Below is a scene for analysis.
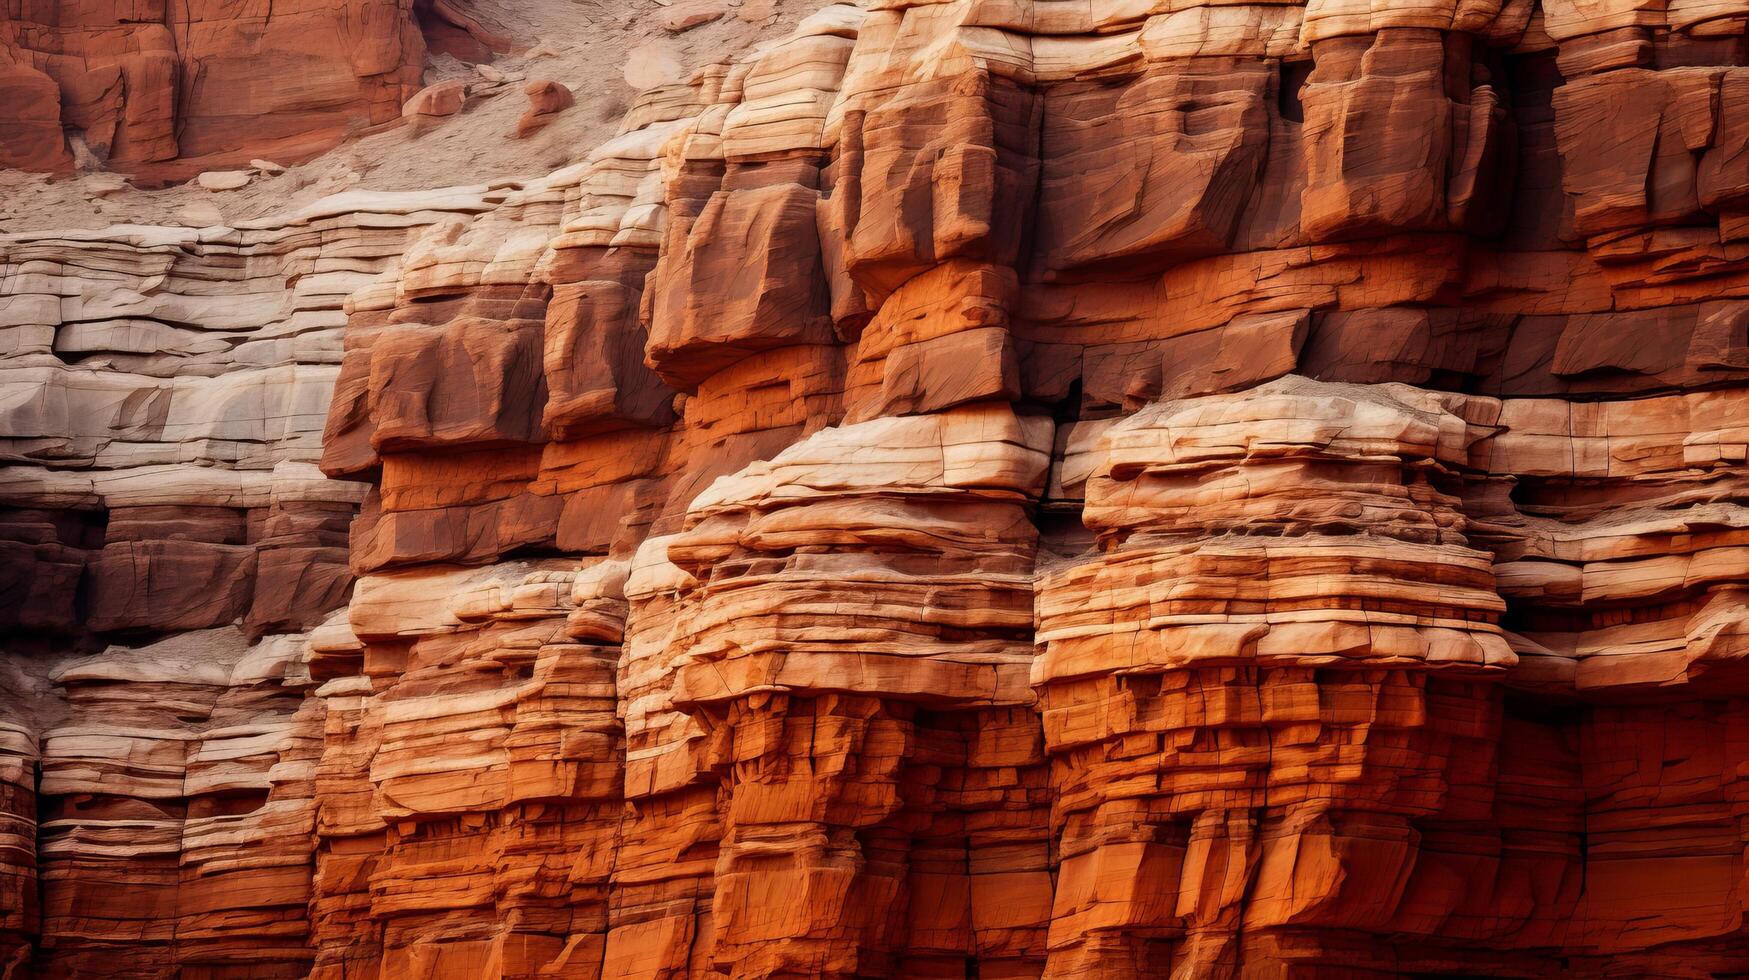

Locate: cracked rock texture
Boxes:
[11,0,1749,976]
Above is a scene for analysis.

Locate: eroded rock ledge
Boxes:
[10,0,1749,976]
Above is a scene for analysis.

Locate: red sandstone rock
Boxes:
[0,61,73,170]
[402,79,468,120]
[515,78,574,137]
[17,0,1749,976]
[663,1,729,34]
[0,0,427,176]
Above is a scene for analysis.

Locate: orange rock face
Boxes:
[0,0,426,174]
[16,0,1749,976]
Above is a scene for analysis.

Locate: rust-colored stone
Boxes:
[14,0,1749,976]
[1,0,428,175]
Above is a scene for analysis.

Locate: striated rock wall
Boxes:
[12,0,1749,976]
[0,185,524,973]
[0,0,432,175]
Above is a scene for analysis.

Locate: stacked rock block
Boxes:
[0,188,543,650]
[0,190,538,974]
[304,561,624,975]
[20,629,322,977]
[0,718,37,972]
[16,0,1749,975]
[630,408,1056,977]
[1035,380,1515,976]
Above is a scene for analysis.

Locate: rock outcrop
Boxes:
[12,0,1749,976]
[0,0,430,176]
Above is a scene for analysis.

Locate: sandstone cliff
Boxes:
[9,0,1749,976]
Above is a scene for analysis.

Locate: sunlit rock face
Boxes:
[14,0,1749,975]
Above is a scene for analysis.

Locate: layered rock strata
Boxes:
[0,187,519,973]
[11,0,1749,976]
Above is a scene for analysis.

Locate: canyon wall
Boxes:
[9,0,1749,976]
[0,0,436,175]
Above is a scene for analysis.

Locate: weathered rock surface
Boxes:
[516,79,575,137]
[0,0,430,177]
[14,0,1749,976]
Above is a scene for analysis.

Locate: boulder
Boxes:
[515,79,575,137]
